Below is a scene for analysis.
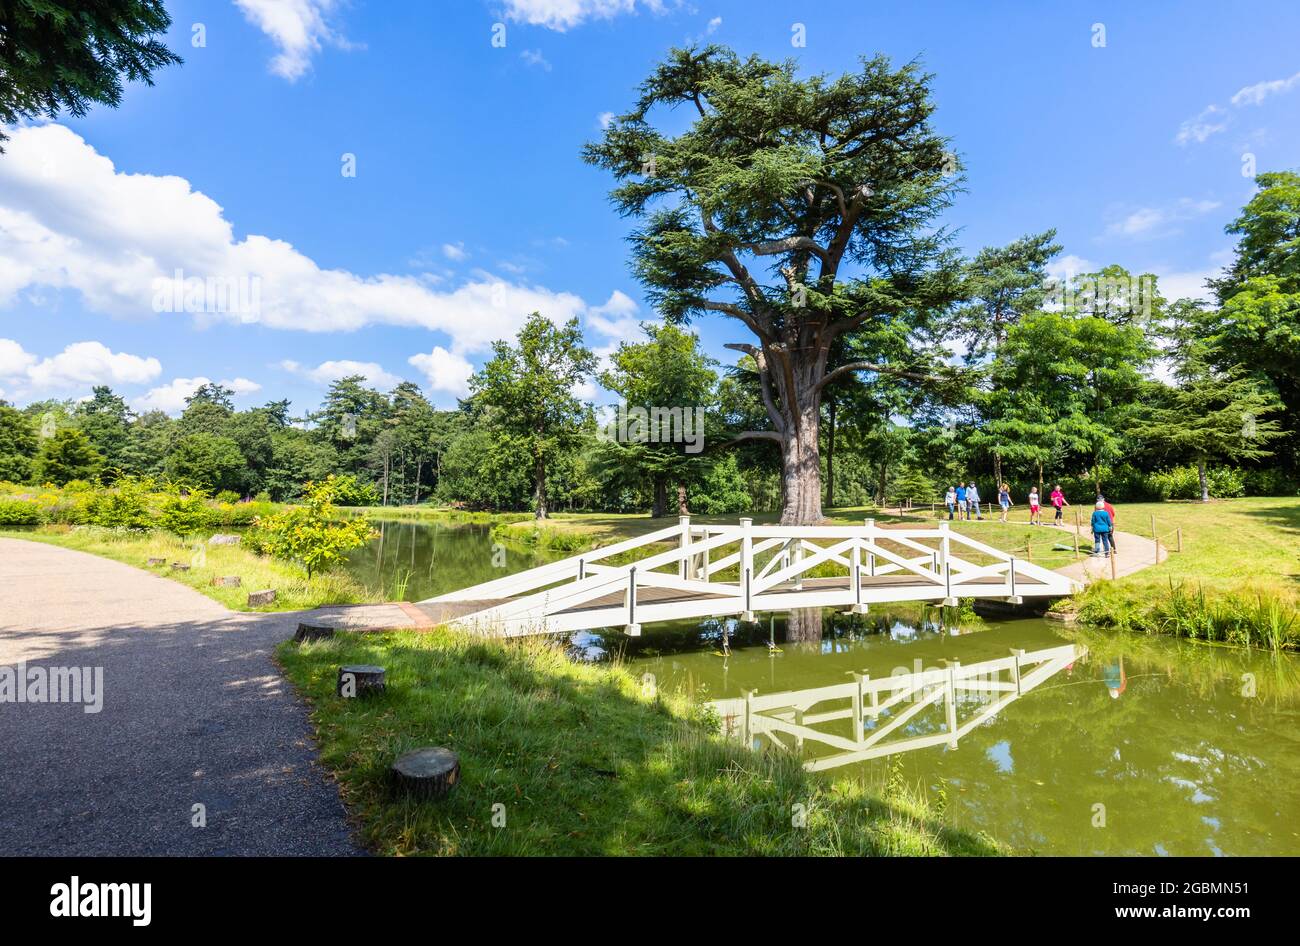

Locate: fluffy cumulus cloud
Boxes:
[134,376,261,415]
[408,347,475,397]
[233,0,354,81]
[0,125,591,356]
[0,339,162,396]
[499,0,671,31]
[280,359,403,390]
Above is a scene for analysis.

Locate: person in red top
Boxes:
[1100,496,1118,551]
[1050,484,1069,526]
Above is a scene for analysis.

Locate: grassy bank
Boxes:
[276,628,1006,856]
[1,526,371,611]
[1068,497,1300,649]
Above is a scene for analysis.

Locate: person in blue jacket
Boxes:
[1091,499,1113,556]
[955,482,968,520]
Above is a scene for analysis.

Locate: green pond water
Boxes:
[346,518,1300,856]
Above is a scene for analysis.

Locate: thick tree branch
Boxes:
[815,359,947,392]
[725,342,787,435]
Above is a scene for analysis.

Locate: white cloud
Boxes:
[134,375,262,414]
[233,0,354,81]
[441,242,468,262]
[520,49,552,71]
[0,125,591,356]
[0,338,37,378]
[280,359,402,389]
[585,289,641,343]
[24,341,161,390]
[408,347,474,397]
[1231,70,1300,107]
[706,16,722,34]
[501,0,644,31]
[1177,70,1300,146]
[597,111,616,130]
[1105,198,1220,239]
[1046,254,1096,282]
[1175,105,1227,145]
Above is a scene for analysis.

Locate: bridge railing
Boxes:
[423,516,1081,635]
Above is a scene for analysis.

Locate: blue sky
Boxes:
[0,0,1297,415]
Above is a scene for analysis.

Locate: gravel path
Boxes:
[0,538,412,856]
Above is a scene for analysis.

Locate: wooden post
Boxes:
[865,518,876,577]
[1109,545,1117,580]
[1177,527,1183,553]
[740,518,754,621]
[625,565,640,636]
[1074,510,1082,561]
[678,515,691,580]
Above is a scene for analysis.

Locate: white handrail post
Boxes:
[625,565,641,636]
[1007,555,1021,604]
[850,536,867,614]
[865,518,876,577]
[678,515,691,580]
[740,517,754,621]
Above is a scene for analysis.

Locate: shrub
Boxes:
[0,498,43,526]
[247,477,376,577]
[215,489,242,504]
[86,477,155,530]
[158,489,214,538]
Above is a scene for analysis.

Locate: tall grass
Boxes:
[1078,578,1300,651]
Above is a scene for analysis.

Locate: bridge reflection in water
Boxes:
[709,643,1085,772]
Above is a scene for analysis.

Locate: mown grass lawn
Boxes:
[277,628,1007,856]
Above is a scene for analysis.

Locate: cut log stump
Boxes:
[170,563,191,572]
[211,576,241,588]
[390,747,460,800]
[295,623,335,643]
[146,557,165,566]
[247,589,277,606]
[337,664,386,698]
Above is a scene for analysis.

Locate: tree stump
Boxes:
[247,589,277,606]
[170,563,191,572]
[211,576,242,588]
[390,747,460,800]
[295,623,335,643]
[337,664,385,698]
[146,557,165,566]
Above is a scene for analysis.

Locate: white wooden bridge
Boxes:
[417,517,1081,637]
[711,642,1085,771]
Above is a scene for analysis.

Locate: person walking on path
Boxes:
[998,483,1012,522]
[955,482,968,520]
[1091,499,1114,556]
[966,482,983,520]
[1101,496,1118,551]
[945,485,957,520]
[1028,486,1042,525]
[1050,484,1069,526]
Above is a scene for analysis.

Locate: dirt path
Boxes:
[1055,529,1168,585]
[0,537,413,856]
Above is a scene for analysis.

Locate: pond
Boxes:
[344,517,1300,856]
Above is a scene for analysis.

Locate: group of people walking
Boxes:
[943,482,1120,557]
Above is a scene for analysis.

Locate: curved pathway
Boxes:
[0,537,412,856]
[1054,529,1168,585]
